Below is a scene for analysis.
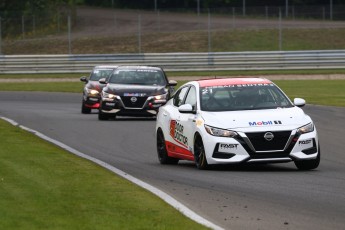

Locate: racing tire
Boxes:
[294,145,321,170]
[194,134,209,170]
[81,102,91,114]
[156,129,179,165]
[98,110,110,120]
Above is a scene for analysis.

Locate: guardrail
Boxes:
[1,50,345,74]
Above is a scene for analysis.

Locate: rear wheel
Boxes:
[156,129,179,164]
[294,145,320,170]
[194,134,209,170]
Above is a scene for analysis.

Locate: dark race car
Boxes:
[80,65,118,114]
[98,66,177,120]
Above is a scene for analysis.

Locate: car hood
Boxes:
[105,84,166,96]
[86,81,106,92]
[200,107,312,132]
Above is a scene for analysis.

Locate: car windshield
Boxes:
[108,69,166,86]
[200,84,293,111]
[90,69,114,81]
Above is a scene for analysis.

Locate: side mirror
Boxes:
[80,76,88,83]
[99,78,107,84]
[178,104,195,114]
[294,98,306,107]
[168,80,177,87]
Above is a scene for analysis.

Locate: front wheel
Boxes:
[194,135,209,170]
[81,102,91,114]
[294,146,320,170]
[98,110,110,120]
[156,129,179,165]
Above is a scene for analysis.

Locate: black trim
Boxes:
[301,139,317,155]
[234,132,301,159]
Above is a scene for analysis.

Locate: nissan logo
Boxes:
[130,97,137,103]
[264,132,274,141]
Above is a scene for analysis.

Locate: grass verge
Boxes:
[0,119,209,230]
[3,28,345,54]
[0,80,344,107]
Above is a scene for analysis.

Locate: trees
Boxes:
[0,0,77,38]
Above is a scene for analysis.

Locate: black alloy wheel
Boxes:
[156,129,179,164]
[194,134,209,170]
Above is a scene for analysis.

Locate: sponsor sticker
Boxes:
[249,120,282,126]
[105,102,115,106]
[124,93,146,97]
[218,143,239,153]
[170,120,188,147]
[299,139,313,149]
[196,119,203,127]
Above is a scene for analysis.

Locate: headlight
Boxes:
[102,91,117,99]
[297,123,314,134]
[204,125,238,138]
[86,88,99,95]
[154,93,168,101]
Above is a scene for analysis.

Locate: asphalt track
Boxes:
[1,91,344,230]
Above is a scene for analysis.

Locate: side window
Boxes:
[173,86,189,107]
[184,86,197,110]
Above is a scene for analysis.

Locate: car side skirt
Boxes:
[165,141,194,161]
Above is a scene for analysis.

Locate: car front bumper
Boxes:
[100,96,166,116]
[201,129,319,165]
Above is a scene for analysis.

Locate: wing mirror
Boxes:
[80,76,88,83]
[99,78,107,84]
[168,80,177,87]
[294,98,306,107]
[178,104,195,114]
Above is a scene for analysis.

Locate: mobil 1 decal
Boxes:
[170,120,188,147]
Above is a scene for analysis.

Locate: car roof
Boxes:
[197,78,273,87]
[93,65,118,69]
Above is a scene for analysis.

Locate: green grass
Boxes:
[3,28,345,54]
[273,80,345,107]
[0,80,345,107]
[0,82,83,93]
[0,79,344,107]
[0,73,84,79]
[0,119,209,230]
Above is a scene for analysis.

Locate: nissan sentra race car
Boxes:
[80,65,118,114]
[155,78,320,170]
[98,66,177,120]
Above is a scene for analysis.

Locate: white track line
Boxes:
[1,116,224,230]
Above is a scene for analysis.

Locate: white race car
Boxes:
[155,78,320,170]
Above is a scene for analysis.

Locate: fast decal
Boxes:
[249,120,282,126]
[218,143,239,153]
[219,144,238,149]
[170,120,188,147]
[299,140,312,145]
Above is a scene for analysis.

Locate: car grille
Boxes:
[245,131,292,151]
[121,96,148,108]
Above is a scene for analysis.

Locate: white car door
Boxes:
[174,85,198,160]
[165,85,194,160]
